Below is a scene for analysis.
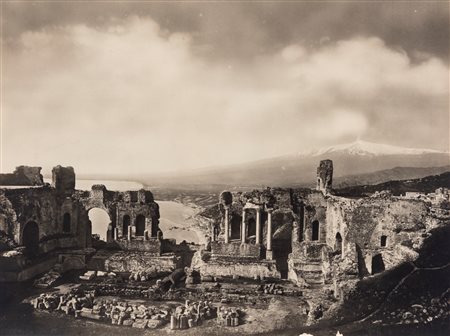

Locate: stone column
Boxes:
[241,209,246,244]
[266,210,273,260]
[255,208,261,245]
[107,224,113,243]
[127,228,132,241]
[224,207,230,243]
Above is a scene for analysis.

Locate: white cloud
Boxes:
[3,18,448,175]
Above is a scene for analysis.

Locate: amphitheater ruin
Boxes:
[1,160,448,295]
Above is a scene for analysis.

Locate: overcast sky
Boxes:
[2,1,449,175]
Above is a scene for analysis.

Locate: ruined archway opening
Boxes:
[135,214,146,237]
[63,213,71,233]
[312,220,320,241]
[122,214,130,237]
[372,254,385,274]
[88,208,111,242]
[380,235,387,247]
[335,232,343,254]
[23,221,39,257]
[230,215,241,240]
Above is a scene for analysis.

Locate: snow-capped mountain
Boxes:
[143,141,450,188]
[307,140,445,157]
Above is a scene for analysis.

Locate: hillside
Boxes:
[334,171,450,197]
[333,165,450,189]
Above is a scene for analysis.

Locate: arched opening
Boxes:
[135,214,146,237]
[122,214,130,237]
[335,232,343,254]
[380,235,387,247]
[88,208,111,242]
[63,213,71,233]
[230,216,241,240]
[312,220,320,241]
[23,221,39,257]
[247,217,256,239]
[151,220,158,237]
[371,254,385,274]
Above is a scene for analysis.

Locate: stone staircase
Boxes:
[291,260,325,285]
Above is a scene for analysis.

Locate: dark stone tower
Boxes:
[52,166,75,195]
[317,160,333,194]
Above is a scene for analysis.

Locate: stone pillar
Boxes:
[107,224,113,243]
[224,207,230,243]
[266,210,273,260]
[255,208,261,245]
[115,228,119,241]
[241,209,246,244]
[127,228,132,241]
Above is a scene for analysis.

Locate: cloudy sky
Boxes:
[2,1,449,175]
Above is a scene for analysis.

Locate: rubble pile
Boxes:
[128,270,158,282]
[30,292,170,329]
[217,305,242,327]
[257,283,286,295]
[169,300,216,330]
[373,295,450,326]
[79,270,117,281]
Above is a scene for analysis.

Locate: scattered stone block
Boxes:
[132,319,148,329]
[122,319,134,326]
[146,319,163,329]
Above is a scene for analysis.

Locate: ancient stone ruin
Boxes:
[0,160,449,333]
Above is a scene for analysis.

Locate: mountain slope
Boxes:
[142,141,450,187]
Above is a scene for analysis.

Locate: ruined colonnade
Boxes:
[222,204,274,260]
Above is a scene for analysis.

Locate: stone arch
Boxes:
[312,220,320,241]
[122,214,131,237]
[88,208,111,241]
[63,213,71,233]
[135,214,146,237]
[372,254,385,274]
[23,221,39,256]
[335,232,343,254]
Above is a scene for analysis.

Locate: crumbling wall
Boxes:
[76,186,161,244]
[328,194,430,277]
[0,166,44,186]
[317,160,333,193]
[0,186,88,256]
